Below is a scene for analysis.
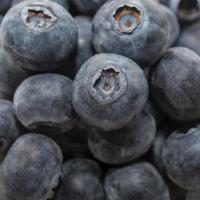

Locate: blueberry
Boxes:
[151,47,200,122]
[12,0,69,10]
[72,0,106,15]
[0,48,29,100]
[74,16,94,73]
[92,0,171,67]
[88,110,156,164]
[0,0,11,14]
[14,74,75,134]
[162,0,200,23]
[0,134,63,200]
[72,53,149,131]
[0,15,3,25]
[0,100,20,162]
[55,158,106,200]
[177,21,200,55]
[162,126,200,190]
[0,0,77,71]
[104,162,170,200]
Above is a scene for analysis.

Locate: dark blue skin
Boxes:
[0,0,11,14]
[72,53,149,131]
[55,158,106,200]
[12,0,69,10]
[0,48,29,100]
[14,74,75,135]
[0,100,20,162]
[74,16,94,73]
[176,21,200,55]
[0,134,63,200]
[93,0,172,68]
[186,191,200,200]
[104,162,170,200]
[162,126,200,190]
[151,47,200,122]
[88,110,156,165]
[161,0,200,23]
[0,0,77,71]
[72,0,106,15]
[0,15,3,25]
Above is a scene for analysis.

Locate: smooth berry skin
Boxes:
[162,126,200,190]
[12,0,69,10]
[74,16,94,73]
[88,110,156,165]
[55,158,106,200]
[0,134,63,200]
[186,191,200,200]
[162,0,200,23]
[14,74,75,135]
[151,47,200,122]
[177,21,200,56]
[0,0,11,14]
[0,0,77,71]
[72,0,106,15]
[72,53,149,132]
[0,48,29,100]
[104,162,170,200]
[93,0,171,68]
[0,100,20,162]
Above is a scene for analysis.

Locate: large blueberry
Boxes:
[88,110,156,164]
[151,47,200,121]
[162,126,200,190]
[104,162,170,200]
[14,74,75,134]
[55,158,106,200]
[72,53,149,131]
[0,134,63,200]
[0,0,77,71]
[93,0,171,67]
[0,100,20,162]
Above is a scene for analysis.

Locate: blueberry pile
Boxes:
[0,0,200,199]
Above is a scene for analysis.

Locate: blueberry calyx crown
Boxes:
[89,67,127,104]
[21,5,57,30]
[113,4,141,34]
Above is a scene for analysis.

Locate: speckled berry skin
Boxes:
[104,162,170,200]
[0,0,77,71]
[0,134,63,200]
[55,158,106,200]
[151,47,200,122]
[0,100,20,162]
[72,53,149,131]
[88,110,156,165]
[93,0,171,68]
[14,74,75,134]
[162,126,200,191]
